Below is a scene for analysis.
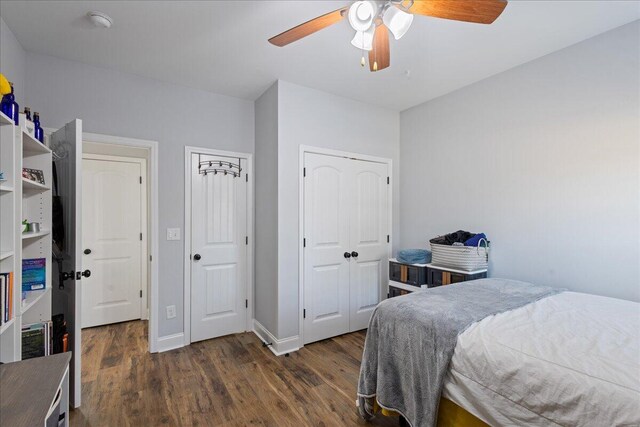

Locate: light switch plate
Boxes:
[166,305,176,319]
[166,228,181,241]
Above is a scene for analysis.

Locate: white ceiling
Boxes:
[1,1,638,111]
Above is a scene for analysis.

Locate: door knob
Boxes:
[81,270,91,278]
[343,252,351,259]
[351,251,359,258]
[193,254,202,261]
[84,249,92,255]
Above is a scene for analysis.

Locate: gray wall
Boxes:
[278,81,400,338]
[0,17,26,111]
[23,52,255,337]
[254,82,279,335]
[400,21,640,302]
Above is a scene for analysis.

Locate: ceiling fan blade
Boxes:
[269,7,349,47]
[369,24,390,72]
[409,0,508,24]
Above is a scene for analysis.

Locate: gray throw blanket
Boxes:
[357,278,562,427]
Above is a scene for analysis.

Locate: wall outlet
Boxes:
[166,305,176,319]
[166,228,181,241]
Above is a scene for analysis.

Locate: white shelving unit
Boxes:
[0,111,19,362]
[0,111,53,362]
[22,229,51,240]
[22,177,51,193]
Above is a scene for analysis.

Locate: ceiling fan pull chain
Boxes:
[373,37,378,72]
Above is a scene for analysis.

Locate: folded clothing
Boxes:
[430,230,475,246]
[397,249,432,265]
[464,233,487,247]
[430,230,489,247]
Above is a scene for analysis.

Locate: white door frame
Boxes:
[82,132,160,353]
[81,153,149,324]
[298,145,392,348]
[183,146,254,346]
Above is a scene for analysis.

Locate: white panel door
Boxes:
[191,154,247,343]
[50,119,83,407]
[349,160,388,331]
[303,153,351,344]
[81,158,143,328]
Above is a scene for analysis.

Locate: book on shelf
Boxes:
[0,275,3,326]
[22,258,46,292]
[0,272,13,325]
[22,320,53,359]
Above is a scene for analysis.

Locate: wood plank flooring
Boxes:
[71,321,397,426]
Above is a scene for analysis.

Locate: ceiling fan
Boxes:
[268,0,508,72]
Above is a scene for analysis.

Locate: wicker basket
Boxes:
[430,239,489,272]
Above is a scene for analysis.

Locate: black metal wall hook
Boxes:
[198,154,242,178]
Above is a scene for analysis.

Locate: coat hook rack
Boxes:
[197,155,242,178]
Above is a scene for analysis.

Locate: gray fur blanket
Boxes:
[357,278,562,427]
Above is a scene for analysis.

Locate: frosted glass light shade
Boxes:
[383,6,413,40]
[348,1,377,32]
[350,26,375,51]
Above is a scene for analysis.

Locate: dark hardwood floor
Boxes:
[71,321,397,426]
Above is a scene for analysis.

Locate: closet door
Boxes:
[303,153,351,344]
[349,160,388,332]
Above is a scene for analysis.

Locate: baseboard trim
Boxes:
[252,319,300,356]
[156,332,185,353]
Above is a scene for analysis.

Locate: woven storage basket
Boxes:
[430,239,489,272]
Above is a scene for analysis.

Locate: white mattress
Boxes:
[442,292,640,426]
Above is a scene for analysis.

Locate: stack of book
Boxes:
[22,321,53,359]
[0,272,14,325]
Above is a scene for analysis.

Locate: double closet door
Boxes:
[303,152,389,345]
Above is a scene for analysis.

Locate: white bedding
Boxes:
[442,291,640,426]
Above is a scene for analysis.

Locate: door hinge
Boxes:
[245,236,248,245]
[150,255,152,261]
[303,309,306,319]
[246,173,248,182]
[387,235,390,243]
[245,299,248,308]
[387,176,390,185]
[139,176,142,184]
[140,290,143,298]
[140,233,143,241]
[303,238,306,248]
[303,167,306,177]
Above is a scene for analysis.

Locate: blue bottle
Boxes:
[33,112,43,143]
[0,82,19,125]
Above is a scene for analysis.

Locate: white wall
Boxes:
[0,17,26,111]
[24,52,255,337]
[400,21,640,302]
[254,82,279,335]
[278,81,400,339]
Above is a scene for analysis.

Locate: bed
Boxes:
[357,279,640,427]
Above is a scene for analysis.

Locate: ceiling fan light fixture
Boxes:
[348,1,377,32]
[350,25,376,51]
[383,6,413,40]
